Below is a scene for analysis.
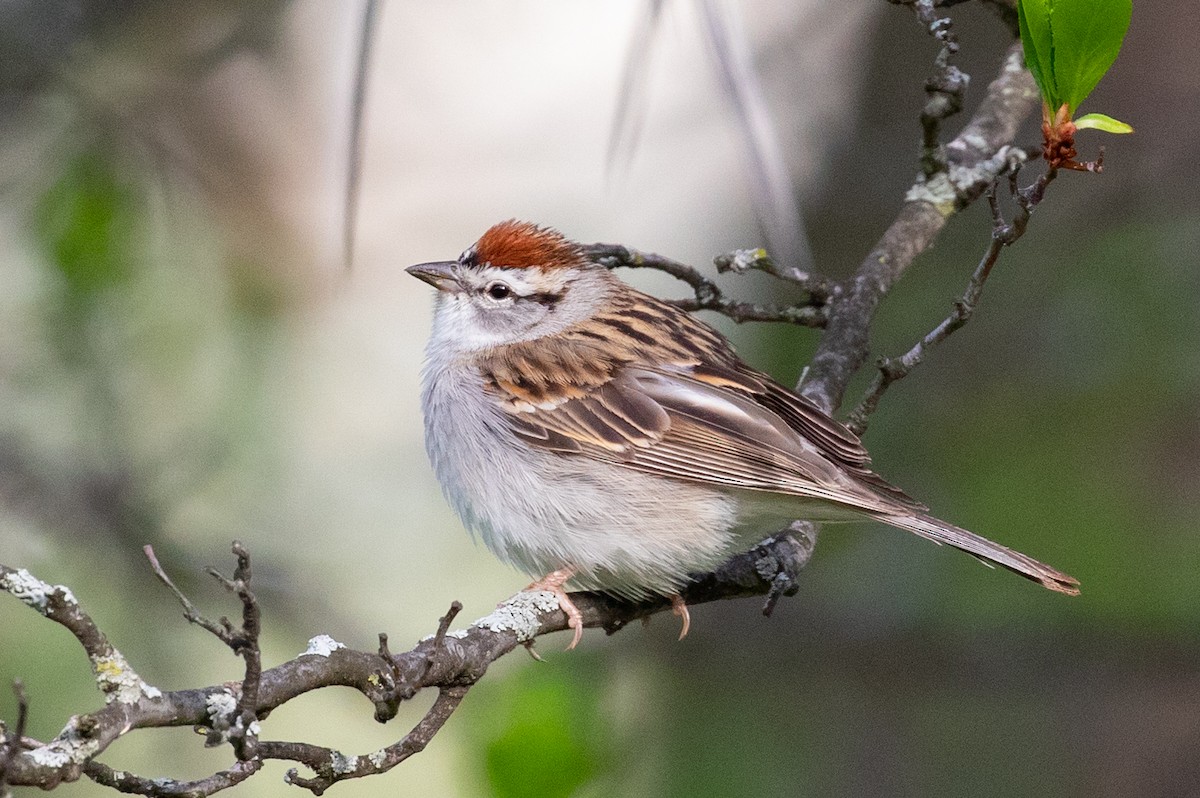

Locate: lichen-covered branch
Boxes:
[0,531,813,795]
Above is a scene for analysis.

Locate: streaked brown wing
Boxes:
[482,286,924,513]
[495,365,923,515]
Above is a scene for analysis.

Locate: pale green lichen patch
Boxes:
[419,628,468,643]
[28,717,100,768]
[0,568,76,615]
[726,248,769,272]
[367,749,388,769]
[203,690,238,744]
[471,590,560,642]
[905,172,957,216]
[206,690,237,724]
[301,634,345,657]
[91,652,162,704]
[330,751,359,774]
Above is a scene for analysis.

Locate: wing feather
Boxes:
[480,287,924,515]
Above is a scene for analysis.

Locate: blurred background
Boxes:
[1,1,1196,796]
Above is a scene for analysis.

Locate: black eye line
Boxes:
[528,290,563,308]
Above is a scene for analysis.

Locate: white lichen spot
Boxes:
[29,744,70,768]
[368,749,388,769]
[731,247,768,272]
[471,590,560,642]
[419,627,469,643]
[302,634,345,657]
[206,689,237,732]
[0,568,76,614]
[330,751,359,774]
[248,720,261,736]
[905,172,957,216]
[28,717,101,768]
[91,651,162,705]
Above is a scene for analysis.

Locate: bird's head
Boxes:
[407,221,613,351]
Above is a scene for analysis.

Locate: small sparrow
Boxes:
[408,221,1079,648]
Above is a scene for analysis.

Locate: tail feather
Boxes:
[877,513,1080,596]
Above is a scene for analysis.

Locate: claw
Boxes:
[670,594,691,641]
[527,568,584,650]
[523,640,544,662]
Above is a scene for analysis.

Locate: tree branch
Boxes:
[0,530,814,794]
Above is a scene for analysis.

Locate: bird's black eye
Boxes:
[486,282,512,300]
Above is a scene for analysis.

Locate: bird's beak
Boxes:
[406,261,461,293]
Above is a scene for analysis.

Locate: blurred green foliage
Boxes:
[34,150,138,299]
[466,658,614,798]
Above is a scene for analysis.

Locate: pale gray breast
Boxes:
[418,353,744,594]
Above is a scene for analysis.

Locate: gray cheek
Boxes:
[477,301,545,337]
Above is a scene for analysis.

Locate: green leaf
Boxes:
[1017,0,1132,114]
[1074,112,1134,133]
[1018,0,1058,108]
[1049,0,1132,112]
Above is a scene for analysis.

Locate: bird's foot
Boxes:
[526,568,584,650]
[670,594,691,641]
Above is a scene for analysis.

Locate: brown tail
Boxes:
[877,513,1080,595]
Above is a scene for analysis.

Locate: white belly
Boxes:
[420,359,745,598]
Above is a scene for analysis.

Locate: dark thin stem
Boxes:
[904,0,966,177]
[0,680,30,796]
[144,545,230,640]
[585,243,829,328]
[845,165,1058,434]
[145,543,265,758]
[343,0,380,270]
[85,760,264,797]
[275,685,471,795]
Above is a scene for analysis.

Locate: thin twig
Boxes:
[272,684,471,795]
[145,543,264,759]
[585,243,829,328]
[144,544,230,641]
[85,759,264,798]
[898,0,967,177]
[343,0,380,270]
[845,165,1059,434]
[0,680,30,798]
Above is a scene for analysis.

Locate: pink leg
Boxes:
[670,594,691,641]
[527,568,584,650]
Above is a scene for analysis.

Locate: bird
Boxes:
[407,220,1079,648]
